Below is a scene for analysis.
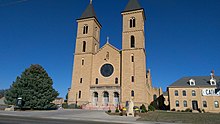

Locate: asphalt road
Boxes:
[0,115,127,124]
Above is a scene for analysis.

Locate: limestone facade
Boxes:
[168,76,220,113]
[68,0,161,110]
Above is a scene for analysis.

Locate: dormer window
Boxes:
[210,79,216,85]
[189,79,196,86]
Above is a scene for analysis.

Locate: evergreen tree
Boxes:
[5,64,59,109]
[0,89,6,98]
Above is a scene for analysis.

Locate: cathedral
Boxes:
[68,0,162,110]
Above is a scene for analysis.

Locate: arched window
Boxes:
[153,94,157,101]
[78,91,81,99]
[203,101,207,107]
[130,35,135,48]
[95,44,98,52]
[83,25,88,34]
[95,78,98,84]
[114,92,119,107]
[103,91,109,106]
[133,18,136,27]
[82,58,84,65]
[182,90,186,96]
[131,90,134,97]
[80,78,83,83]
[82,41,86,52]
[214,101,219,108]
[129,17,136,28]
[131,54,134,62]
[192,90,196,96]
[183,101,187,107]
[176,100,179,107]
[131,76,134,82]
[175,90,178,96]
[115,78,118,84]
[93,92,98,106]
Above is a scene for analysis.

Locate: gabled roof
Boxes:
[96,42,120,55]
[169,76,220,87]
[123,0,143,12]
[79,3,97,20]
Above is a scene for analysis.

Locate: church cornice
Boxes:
[77,36,99,42]
[74,52,94,55]
[123,30,145,34]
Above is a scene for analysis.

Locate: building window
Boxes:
[95,78,98,84]
[175,90,178,96]
[130,35,135,48]
[131,90,134,97]
[79,91,81,99]
[80,78,83,83]
[131,55,134,62]
[203,101,207,108]
[182,90,186,96]
[192,90,196,96]
[214,101,219,108]
[82,59,84,65]
[82,41,86,52]
[115,78,118,84]
[83,25,88,34]
[183,101,187,107]
[210,79,216,85]
[176,100,179,107]
[130,17,136,28]
[131,76,134,82]
[189,79,196,86]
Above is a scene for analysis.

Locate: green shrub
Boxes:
[171,108,176,111]
[139,104,146,113]
[108,109,111,113]
[148,105,155,111]
[115,108,120,113]
[202,109,205,113]
[62,103,68,109]
[181,110,185,112]
[198,108,202,113]
[68,104,76,109]
[185,108,192,112]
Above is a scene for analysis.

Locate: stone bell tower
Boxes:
[121,0,148,106]
[68,0,101,105]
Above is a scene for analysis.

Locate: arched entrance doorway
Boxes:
[103,91,109,106]
[93,92,98,106]
[114,92,119,107]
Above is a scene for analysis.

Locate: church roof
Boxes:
[169,76,220,88]
[123,0,143,12]
[96,42,120,55]
[79,2,97,20]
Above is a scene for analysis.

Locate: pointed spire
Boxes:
[123,0,142,12]
[79,0,97,20]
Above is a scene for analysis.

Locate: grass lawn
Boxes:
[138,111,220,124]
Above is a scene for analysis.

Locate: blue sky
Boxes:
[0,0,220,98]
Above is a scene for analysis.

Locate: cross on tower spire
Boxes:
[107,36,109,43]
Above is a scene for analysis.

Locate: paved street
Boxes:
[0,110,174,124]
[0,115,124,124]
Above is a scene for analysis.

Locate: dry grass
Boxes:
[138,111,220,124]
